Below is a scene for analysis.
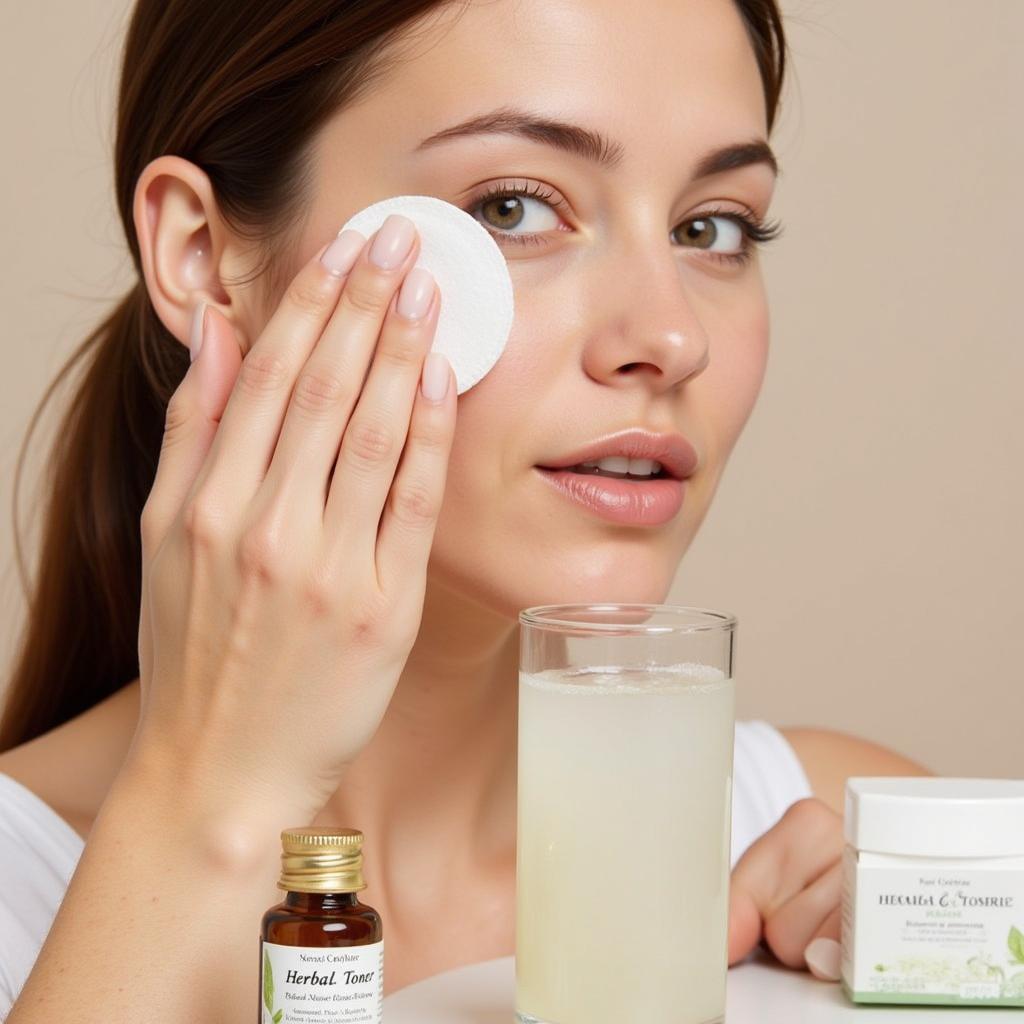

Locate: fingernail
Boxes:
[397,267,435,320]
[369,214,416,270]
[421,350,450,403]
[804,937,841,981]
[321,229,365,277]
[189,301,208,363]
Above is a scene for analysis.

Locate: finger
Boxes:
[372,350,455,595]
[320,271,440,548]
[195,232,362,511]
[138,304,242,699]
[727,798,844,965]
[803,907,842,982]
[762,859,841,968]
[270,235,432,529]
[141,304,243,556]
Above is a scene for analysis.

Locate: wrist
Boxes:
[104,740,325,876]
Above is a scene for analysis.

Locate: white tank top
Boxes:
[0,719,811,1017]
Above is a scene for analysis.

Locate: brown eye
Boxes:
[481,195,527,230]
[680,218,715,247]
[468,183,565,246]
[674,215,744,255]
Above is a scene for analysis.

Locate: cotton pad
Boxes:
[340,195,514,395]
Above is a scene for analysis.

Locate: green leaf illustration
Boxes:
[1009,925,1024,965]
[263,949,275,1012]
[273,1011,283,1023]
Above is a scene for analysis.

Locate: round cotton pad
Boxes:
[340,195,514,395]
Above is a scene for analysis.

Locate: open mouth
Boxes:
[536,459,672,481]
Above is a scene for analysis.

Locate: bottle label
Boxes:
[260,939,384,1023]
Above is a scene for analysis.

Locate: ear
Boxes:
[132,155,250,356]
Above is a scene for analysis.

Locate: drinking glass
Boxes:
[516,603,737,1024]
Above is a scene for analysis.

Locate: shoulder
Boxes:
[0,679,140,840]
[0,772,85,1014]
[0,772,84,865]
[778,727,932,816]
[0,744,92,841]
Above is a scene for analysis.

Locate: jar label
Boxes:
[841,848,1024,1007]
[260,940,383,1023]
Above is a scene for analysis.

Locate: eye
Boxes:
[674,215,743,254]
[466,180,568,246]
[674,210,783,267]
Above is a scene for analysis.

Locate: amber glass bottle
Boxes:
[259,827,383,1024]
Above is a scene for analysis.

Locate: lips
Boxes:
[536,428,699,481]
[534,467,686,526]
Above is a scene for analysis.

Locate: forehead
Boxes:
[361,0,768,163]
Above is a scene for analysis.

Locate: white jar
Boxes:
[841,776,1024,1007]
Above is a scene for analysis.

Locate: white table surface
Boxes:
[383,949,1021,1021]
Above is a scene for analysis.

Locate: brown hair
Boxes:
[0,0,787,751]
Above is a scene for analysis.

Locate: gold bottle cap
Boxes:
[278,827,366,893]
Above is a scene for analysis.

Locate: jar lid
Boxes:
[278,827,366,893]
[845,777,1024,858]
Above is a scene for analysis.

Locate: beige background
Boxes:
[1,1,1020,778]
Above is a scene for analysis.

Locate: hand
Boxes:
[727,797,845,982]
[132,217,455,818]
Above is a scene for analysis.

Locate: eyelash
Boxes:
[468,180,783,266]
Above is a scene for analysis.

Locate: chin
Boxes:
[431,537,682,622]
[530,572,678,610]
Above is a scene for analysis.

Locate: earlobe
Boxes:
[132,155,234,354]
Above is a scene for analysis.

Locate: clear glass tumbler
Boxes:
[515,603,737,1024]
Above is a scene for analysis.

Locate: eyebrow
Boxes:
[414,106,778,179]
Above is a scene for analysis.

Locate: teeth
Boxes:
[573,457,663,477]
[628,458,655,476]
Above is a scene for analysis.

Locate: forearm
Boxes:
[8,752,305,1023]
[780,727,933,816]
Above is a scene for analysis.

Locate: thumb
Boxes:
[188,301,244,424]
[728,877,765,965]
[142,302,243,550]
[803,906,842,982]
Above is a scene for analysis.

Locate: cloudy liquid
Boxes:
[516,665,734,1024]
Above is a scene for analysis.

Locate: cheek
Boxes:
[696,287,770,469]
[418,368,539,616]
[432,338,542,517]
[418,323,574,611]
[650,290,769,574]
[436,304,556,490]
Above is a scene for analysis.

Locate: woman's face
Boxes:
[270,0,776,619]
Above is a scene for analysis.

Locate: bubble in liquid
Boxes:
[522,661,728,695]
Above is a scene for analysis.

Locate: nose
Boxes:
[580,243,711,393]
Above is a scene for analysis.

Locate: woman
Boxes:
[0,0,929,1018]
